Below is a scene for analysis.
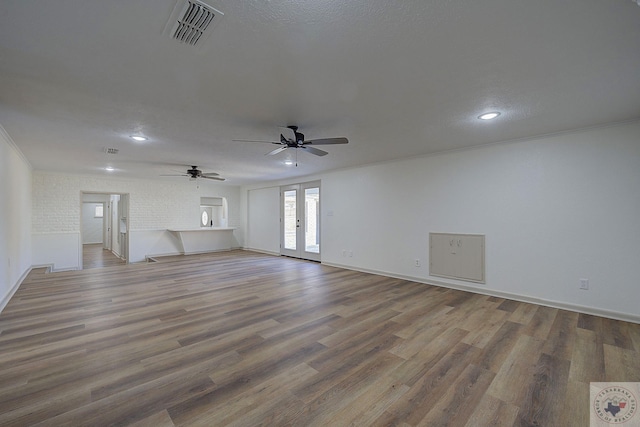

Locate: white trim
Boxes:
[32,263,79,272]
[144,252,183,259]
[0,123,32,169]
[243,247,280,257]
[323,262,640,325]
[183,248,234,255]
[144,246,244,260]
[0,266,36,314]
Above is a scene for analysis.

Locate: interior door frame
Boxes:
[79,191,130,269]
[280,180,321,262]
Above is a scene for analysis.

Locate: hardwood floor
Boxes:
[83,243,126,270]
[0,250,638,426]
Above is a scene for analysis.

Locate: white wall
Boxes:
[246,187,280,254]
[245,121,640,322]
[0,125,32,311]
[32,174,242,268]
[81,203,104,244]
[32,233,80,271]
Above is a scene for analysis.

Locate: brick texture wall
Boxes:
[32,173,241,234]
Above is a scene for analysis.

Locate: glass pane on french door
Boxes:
[305,187,319,253]
[283,189,297,251]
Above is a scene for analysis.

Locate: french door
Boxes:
[280,181,321,261]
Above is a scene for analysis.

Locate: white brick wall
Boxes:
[32,172,242,236]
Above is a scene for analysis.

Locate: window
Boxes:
[201,210,209,227]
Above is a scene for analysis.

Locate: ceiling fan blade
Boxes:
[301,146,328,156]
[160,174,188,176]
[201,176,225,181]
[201,172,219,176]
[278,127,297,142]
[266,146,288,156]
[304,137,349,145]
[233,139,280,144]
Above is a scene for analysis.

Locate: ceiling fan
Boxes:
[233,126,348,157]
[161,166,225,181]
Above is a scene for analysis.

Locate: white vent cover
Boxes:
[429,233,485,283]
[164,0,223,47]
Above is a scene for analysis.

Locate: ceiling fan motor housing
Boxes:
[285,125,304,145]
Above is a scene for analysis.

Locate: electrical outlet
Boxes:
[579,279,589,290]
[415,259,420,267]
[342,249,346,257]
[348,250,353,257]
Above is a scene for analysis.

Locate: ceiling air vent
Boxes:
[103,147,119,155]
[164,0,223,48]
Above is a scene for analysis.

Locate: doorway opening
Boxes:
[80,192,129,269]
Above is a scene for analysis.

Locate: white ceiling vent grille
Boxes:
[164,0,223,48]
[103,147,119,155]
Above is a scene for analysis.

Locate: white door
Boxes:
[280,181,321,261]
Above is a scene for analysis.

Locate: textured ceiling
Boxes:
[1,0,639,184]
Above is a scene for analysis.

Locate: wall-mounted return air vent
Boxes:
[429,233,485,283]
[163,0,224,47]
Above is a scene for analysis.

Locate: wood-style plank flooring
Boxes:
[1,250,639,426]
[83,243,126,270]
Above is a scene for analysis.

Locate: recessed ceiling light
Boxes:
[478,112,501,120]
[105,166,115,172]
[130,135,147,141]
[284,160,294,166]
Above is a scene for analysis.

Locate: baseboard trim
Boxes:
[0,267,33,314]
[31,263,79,273]
[323,262,640,325]
[144,248,240,261]
[144,252,183,260]
[183,248,235,256]
[243,248,280,257]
